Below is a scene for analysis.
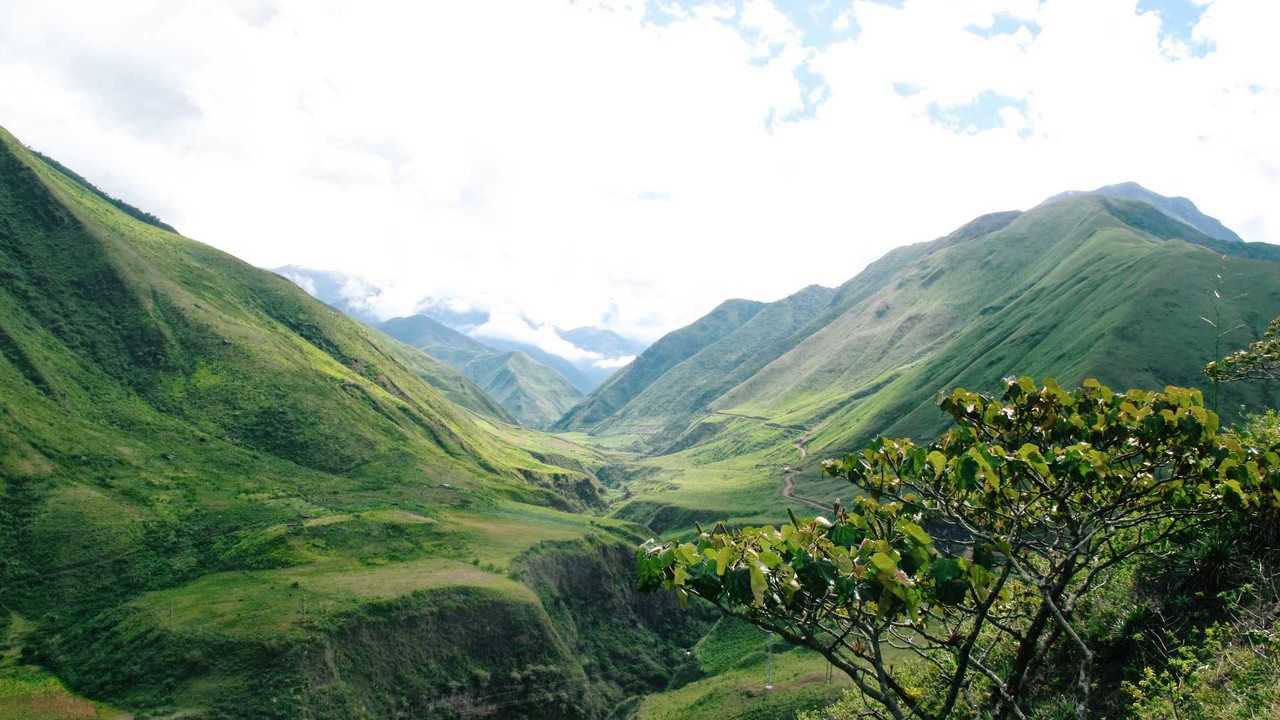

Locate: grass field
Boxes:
[632,617,851,720]
[1,614,130,720]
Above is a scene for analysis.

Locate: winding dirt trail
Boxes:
[704,409,830,511]
[780,435,829,512]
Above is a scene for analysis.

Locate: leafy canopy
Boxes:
[1205,315,1280,382]
[638,378,1280,720]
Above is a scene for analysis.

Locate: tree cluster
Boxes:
[638,377,1280,720]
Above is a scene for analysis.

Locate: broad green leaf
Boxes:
[716,546,733,576]
[870,552,897,576]
[899,521,933,547]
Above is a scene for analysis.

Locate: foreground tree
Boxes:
[1205,315,1280,382]
[638,378,1280,720]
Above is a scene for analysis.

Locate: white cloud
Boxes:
[279,270,316,297]
[593,355,637,369]
[1,0,1277,343]
[472,310,605,363]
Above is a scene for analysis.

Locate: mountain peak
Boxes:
[1042,181,1242,244]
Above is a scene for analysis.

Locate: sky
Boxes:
[1,0,1277,343]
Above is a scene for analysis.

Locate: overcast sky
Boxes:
[2,0,1277,341]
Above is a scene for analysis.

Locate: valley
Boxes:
[2,118,1278,719]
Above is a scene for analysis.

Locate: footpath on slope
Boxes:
[781,436,829,512]
[706,411,829,512]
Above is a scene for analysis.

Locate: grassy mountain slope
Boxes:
[378,313,494,367]
[464,351,584,429]
[1044,181,1243,244]
[555,299,767,431]
[375,334,516,423]
[601,194,1280,532]
[380,314,583,428]
[0,126,705,718]
[479,335,608,393]
[572,285,836,441]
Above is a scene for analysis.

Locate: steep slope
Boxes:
[568,285,837,441]
[272,264,385,324]
[464,351,584,429]
[379,313,495,367]
[479,335,609,392]
[379,314,583,427]
[554,298,768,431]
[603,192,1280,530]
[0,126,710,718]
[716,195,1279,434]
[377,334,516,423]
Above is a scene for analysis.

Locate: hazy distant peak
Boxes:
[1042,181,1242,244]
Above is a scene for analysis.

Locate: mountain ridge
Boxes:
[1042,180,1244,244]
[378,314,583,428]
[576,186,1280,531]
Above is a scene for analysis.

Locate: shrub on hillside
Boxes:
[638,378,1280,720]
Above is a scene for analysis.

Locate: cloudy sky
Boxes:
[2,0,1277,342]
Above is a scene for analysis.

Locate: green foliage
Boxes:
[556,298,771,432]
[640,378,1280,719]
[463,351,584,429]
[0,124,700,718]
[27,148,176,233]
[1124,624,1280,719]
[594,194,1280,535]
[1206,315,1280,383]
[379,314,585,428]
[1244,409,1280,447]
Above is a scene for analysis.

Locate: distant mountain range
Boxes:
[378,314,582,428]
[272,266,646,396]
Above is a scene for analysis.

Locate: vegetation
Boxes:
[555,298,771,432]
[7,114,1280,720]
[0,125,702,718]
[461,351,584,429]
[583,190,1280,534]
[1206,315,1280,383]
[27,148,176,233]
[639,378,1280,719]
[557,286,835,443]
[379,314,584,428]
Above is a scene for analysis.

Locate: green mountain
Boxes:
[379,313,495,367]
[556,285,836,440]
[379,314,584,428]
[0,126,705,718]
[554,298,768,431]
[481,335,609,392]
[583,187,1280,530]
[1043,181,1243,244]
[464,351,585,429]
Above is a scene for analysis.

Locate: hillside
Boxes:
[1044,181,1243,244]
[379,314,583,428]
[0,126,705,718]
[554,298,768,431]
[464,351,584,429]
[558,285,836,440]
[588,187,1280,530]
[275,267,642,393]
